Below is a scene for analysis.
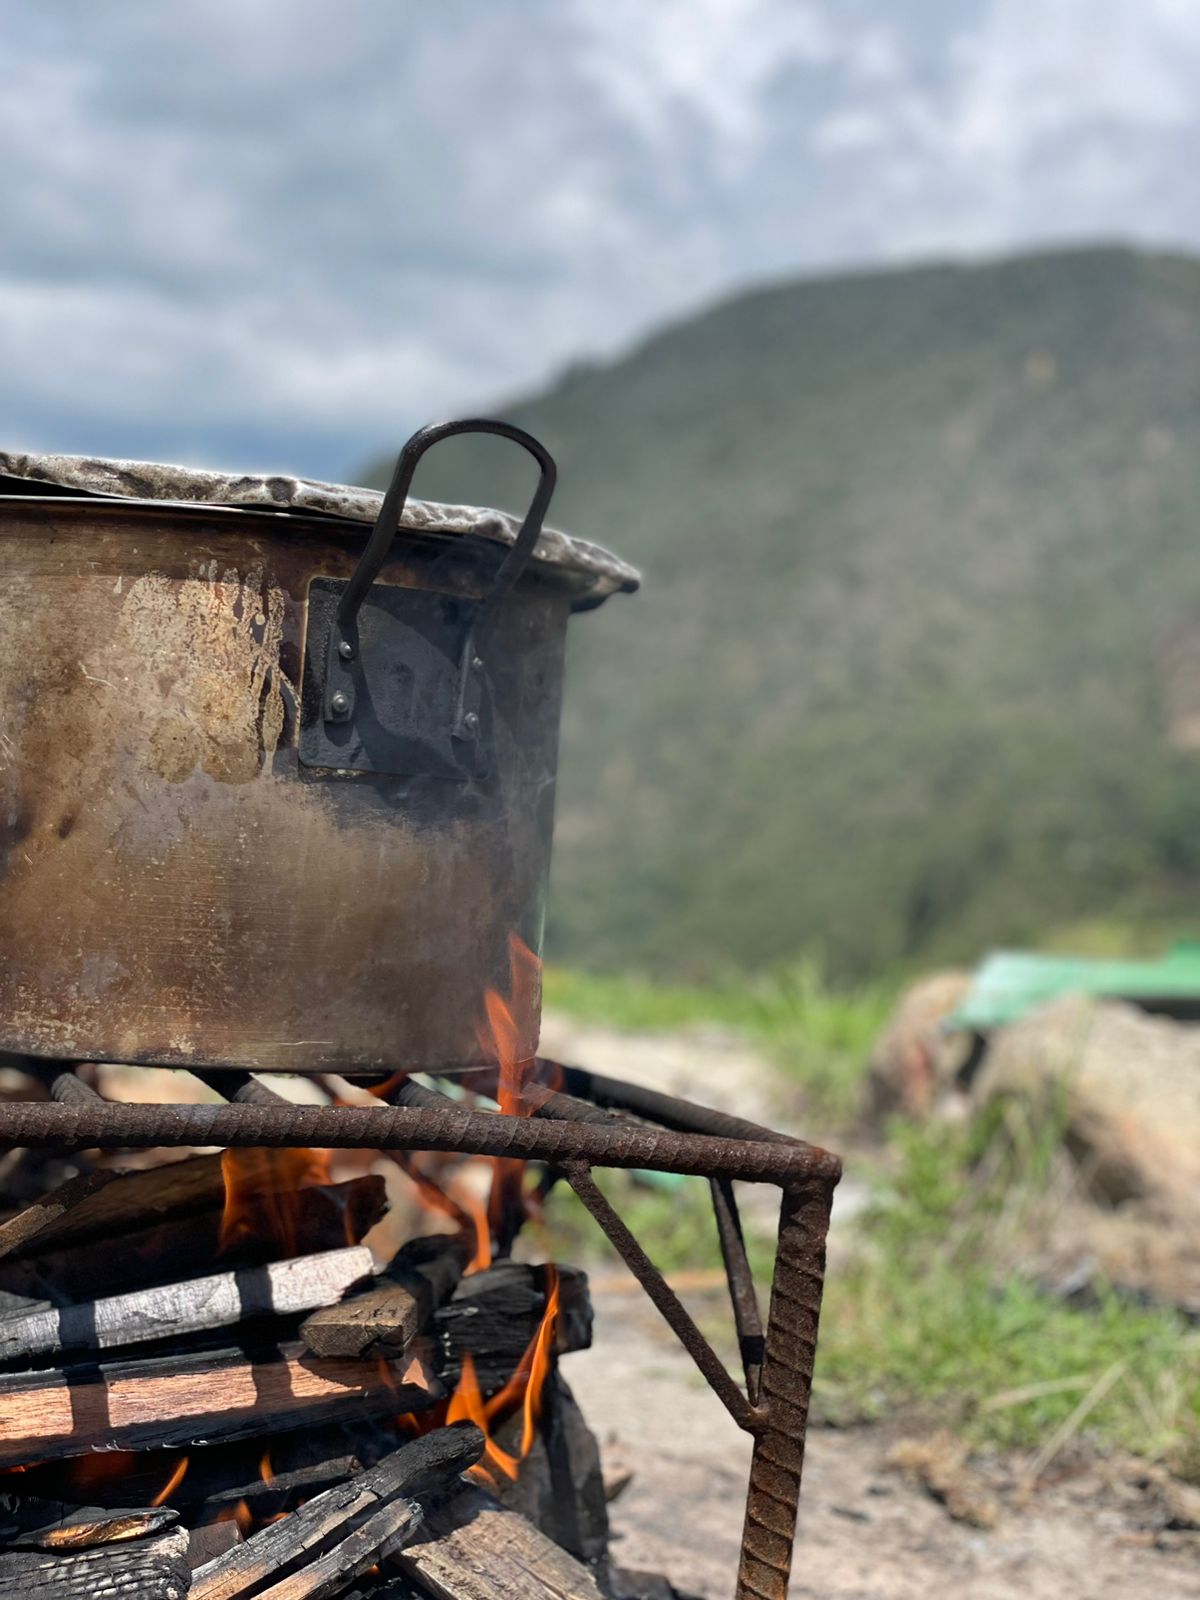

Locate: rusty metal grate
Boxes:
[0,1057,840,1600]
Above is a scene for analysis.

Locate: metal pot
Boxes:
[0,422,636,1074]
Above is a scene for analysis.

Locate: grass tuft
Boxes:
[819,1116,1200,1459]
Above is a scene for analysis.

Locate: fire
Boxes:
[150,1455,189,1507]
[483,1263,561,1463]
[392,1150,492,1275]
[219,1146,333,1255]
[325,935,542,1275]
[415,1264,561,1485]
[483,933,541,1118]
[364,1072,408,1099]
[329,1074,494,1273]
[479,934,542,1242]
[446,1353,520,1481]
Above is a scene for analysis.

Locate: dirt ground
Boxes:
[542,1009,1200,1600]
[569,1282,1200,1600]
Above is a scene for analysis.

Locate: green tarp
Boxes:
[946,941,1200,1032]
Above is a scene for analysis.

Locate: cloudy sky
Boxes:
[3,0,1198,481]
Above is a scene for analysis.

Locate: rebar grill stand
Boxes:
[0,1057,840,1600]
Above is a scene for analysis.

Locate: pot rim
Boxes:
[0,447,640,606]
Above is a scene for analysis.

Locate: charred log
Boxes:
[434,1263,591,1393]
[0,1154,249,1262]
[0,1523,190,1597]
[0,1495,177,1551]
[492,1372,608,1569]
[190,1423,483,1600]
[0,1177,386,1305]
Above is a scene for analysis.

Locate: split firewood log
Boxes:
[300,1234,469,1359]
[0,1340,437,1468]
[0,1153,251,1262]
[0,1246,374,1362]
[391,1482,606,1600]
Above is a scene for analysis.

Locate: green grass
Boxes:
[543,959,894,1125]
[817,1119,1200,1465]
[539,1066,1200,1469]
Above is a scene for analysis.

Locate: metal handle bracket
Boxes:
[299,419,556,780]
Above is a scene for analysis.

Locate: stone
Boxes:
[971,995,1200,1210]
[865,971,975,1120]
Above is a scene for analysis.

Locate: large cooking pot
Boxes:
[0,422,636,1074]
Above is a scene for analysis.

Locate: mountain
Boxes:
[365,246,1200,979]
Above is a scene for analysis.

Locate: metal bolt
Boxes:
[471,656,484,673]
[463,711,480,733]
[330,690,352,716]
[338,640,355,660]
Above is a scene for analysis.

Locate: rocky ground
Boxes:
[542,1007,1200,1600]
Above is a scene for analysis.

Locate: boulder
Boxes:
[865,970,974,1120]
[971,994,1200,1211]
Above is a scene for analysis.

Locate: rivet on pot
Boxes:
[330,690,352,716]
[463,711,480,733]
[338,640,355,660]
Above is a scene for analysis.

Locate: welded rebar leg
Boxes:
[736,1179,833,1600]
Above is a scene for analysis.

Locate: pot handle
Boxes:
[336,418,557,640]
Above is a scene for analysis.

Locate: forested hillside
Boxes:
[367,247,1200,978]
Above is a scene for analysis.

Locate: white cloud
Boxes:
[572,0,834,158]
[813,109,889,153]
[0,0,1196,479]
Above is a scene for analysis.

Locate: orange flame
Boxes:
[393,1150,492,1275]
[364,1072,408,1099]
[447,1353,521,1481]
[259,1449,274,1486]
[218,1146,333,1255]
[485,1264,561,1462]
[327,1076,493,1271]
[479,934,542,1241]
[420,1264,561,1485]
[482,932,541,1117]
[150,1455,189,1507]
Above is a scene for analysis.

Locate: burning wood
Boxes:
[0,1174,385,1307]
[190,1424,482,1600]
[0,1149,363,1264]
[0,1247,373,1361]
[0,1026,654,1600]
[300,1237,469,1361]
[0,1155,230,1261]
[0,1494,178,1551]
[392,1482,605,1600]
[434,1262,591,1394]
[0,1520,191,1598]
[2,1426,369,1515]
[0,1341,437,1468]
